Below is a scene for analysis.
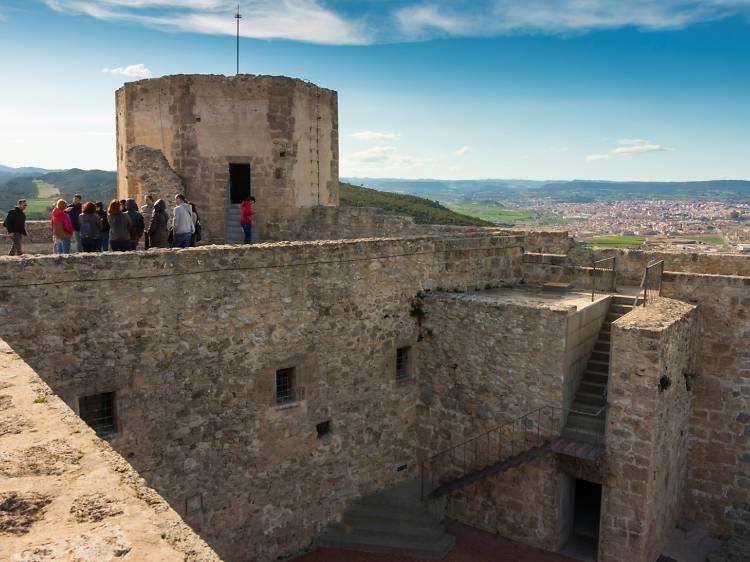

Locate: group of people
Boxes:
[4,192,255,256]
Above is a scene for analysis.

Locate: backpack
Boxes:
[53,217,70,239]
[80,216,94,239]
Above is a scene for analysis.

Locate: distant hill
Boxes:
[343,177,750,203]
[340,182,490,226]
[0,168,116,218]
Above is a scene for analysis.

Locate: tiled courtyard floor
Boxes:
[293,520,579,562]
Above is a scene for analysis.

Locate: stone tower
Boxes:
[115,74,339,242]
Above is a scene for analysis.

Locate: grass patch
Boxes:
[586,235,646,249]
[24,199,56,216]
[444,202,539,225]
[32,179,59,198]
[690,234,725,245]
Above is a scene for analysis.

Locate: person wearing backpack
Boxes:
[107,199,132,252]
[147,199,170,248]
[126,199,145,250]
[50,199,73,254]
[3,198,30,256]
[78,201,102,253]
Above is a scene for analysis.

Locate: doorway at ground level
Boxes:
[561,478,602,562]
[227,163,251,243]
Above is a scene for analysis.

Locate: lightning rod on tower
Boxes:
[235,4,242,75]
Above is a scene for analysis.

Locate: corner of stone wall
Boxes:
[124,145,186,206]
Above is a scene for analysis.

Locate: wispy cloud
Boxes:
[587,138,673,161]
[454,145,471,157]
[45,0,369,45]
[394,1,750,40]
[42,1,750,44]
[351,131,399,141]
[342,145,427,174]
[102,64,153,78]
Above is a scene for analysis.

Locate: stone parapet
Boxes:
[0,338,221,562]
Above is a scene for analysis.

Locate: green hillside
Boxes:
[340,182,491,226]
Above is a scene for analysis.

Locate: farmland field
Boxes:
[585,235,646,248]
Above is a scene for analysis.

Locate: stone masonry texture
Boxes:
[116,74,339,243]
[0,234,523,562]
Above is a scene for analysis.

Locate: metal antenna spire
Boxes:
[234,3,242,75]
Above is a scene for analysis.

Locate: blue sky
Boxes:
[1,1,749,181]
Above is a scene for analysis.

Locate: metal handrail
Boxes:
[591,256,616,301]
[420,405,561,500]
[634,260,664,307]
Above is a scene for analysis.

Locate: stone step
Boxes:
[575,391,607,406]
[606,313,621,322]
[582,370,608,383]
[341,514,446,540]
[587,359,610,374]
[579,379,607,395]
[561,426,605,445]
[344,506,442,531]
[612,295,642,306]
[610,304,632,315]
[570,401,605,416]
[594,341,611,353]
[591,350,610,363]
[317,531,455,559]
[599,331,611,342]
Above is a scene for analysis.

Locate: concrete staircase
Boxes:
[562,295,638,444]
[317,480,455,559]
[225,204,244,244]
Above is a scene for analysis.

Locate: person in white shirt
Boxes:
[172,194,194,248]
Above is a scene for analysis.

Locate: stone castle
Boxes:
[0,75,748,562]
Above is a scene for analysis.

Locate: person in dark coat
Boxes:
[107,199,132,251]
[95,201,110,252]
[65,194,83,252]
[78,201,102,252]
[147,199,170,248]
[3,199,29,256]
[125,199,145,250]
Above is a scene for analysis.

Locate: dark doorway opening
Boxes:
[229,163,251,204]
[562,479,602,561]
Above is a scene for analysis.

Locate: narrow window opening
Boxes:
[275,368,296,405]
[78,392,117,438]
[316,420,331,438]
[274,167,283,179]
[396,347,410,381]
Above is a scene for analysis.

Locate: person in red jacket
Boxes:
[51,199,73,254]
[240,195,255,244]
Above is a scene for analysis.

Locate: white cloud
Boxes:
[394,1,750,40]
[587,138,673,161]
[102,64,153,78]
[454,145,471,157]
[342,145,428,174]
[45,0,369,45]
[351,131,399,142]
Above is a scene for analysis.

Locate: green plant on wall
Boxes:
[659,375,672,393]
[410,291,427,340]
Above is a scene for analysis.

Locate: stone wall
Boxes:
[0,234,524,562]
[600,298,697,562]
[0,220,53,255]
[415,289,607,551]
[661,272,750,543]
[0,339,220,562]
[116,74,339,242]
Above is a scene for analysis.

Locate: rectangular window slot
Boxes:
[397,464,408,472]
[316,420,331,438]
[396,347,410,381]
[78,392,117,438]
[275,368,296,405]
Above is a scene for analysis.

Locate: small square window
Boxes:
[316,420,331,438]
[276,368,296,405]
[396,347,410,381]
[78,392,117,438]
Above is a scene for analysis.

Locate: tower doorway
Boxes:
[226,163,251,243]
